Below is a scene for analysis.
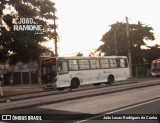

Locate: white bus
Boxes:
[151,59,160,77]
[41,56,130,90]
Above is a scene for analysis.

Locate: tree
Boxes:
[0,0,58,64]
[97,21,155,65]
[143,44,160,64]
[76,52,83,56]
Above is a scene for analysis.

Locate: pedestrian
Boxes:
[0,75,4,98]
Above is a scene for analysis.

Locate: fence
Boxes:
[3,71,38,85]
[1,62,39,85]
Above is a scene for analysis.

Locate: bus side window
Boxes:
[124,59,128,67]
[58,61,69,74]
[116,59,120,68]
[109,59,117,68]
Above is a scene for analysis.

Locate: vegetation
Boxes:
[144,45,160,64]
[76,52,83,56]
[97,21,160,65]
[0,0,58,64]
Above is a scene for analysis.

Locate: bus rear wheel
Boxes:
[93,83,101,86]
[70,78,79,89]
[108,75,114,85]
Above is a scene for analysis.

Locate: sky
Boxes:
[45,0,160,56]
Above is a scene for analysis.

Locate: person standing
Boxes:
[0,75,4,98]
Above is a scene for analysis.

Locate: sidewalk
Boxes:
[2,83,43,97]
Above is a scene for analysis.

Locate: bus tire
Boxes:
[57,87,65,91]
[93,83,101,86]
[108,75,114,85]
[70,78,79,89]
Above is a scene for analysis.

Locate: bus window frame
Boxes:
[78,59,90,70]
[69,59,79,71]
[58,60,69,75]
[90,59,100,69]
[100,58,110,69]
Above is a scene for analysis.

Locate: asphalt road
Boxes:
[0,99,160,123]
[76,98,160,123]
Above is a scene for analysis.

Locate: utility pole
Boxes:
[53,12,58,56]
[126,16,133,78]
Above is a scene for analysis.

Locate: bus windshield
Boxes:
[41,58,57,82]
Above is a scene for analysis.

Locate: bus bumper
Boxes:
[43,83,57,89]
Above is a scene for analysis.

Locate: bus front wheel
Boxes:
[57,87,65,91]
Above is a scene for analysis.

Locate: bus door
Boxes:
[57,59,70,87]
[115,58,130,80]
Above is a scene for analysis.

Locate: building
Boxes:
[1,50,54,85]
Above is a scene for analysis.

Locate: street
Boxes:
[76,98,160,123]
[0,80,160,123]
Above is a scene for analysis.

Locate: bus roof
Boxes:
[41,56,128,62]
[58,56,127,60]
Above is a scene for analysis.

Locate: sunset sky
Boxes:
[46,0,160,56]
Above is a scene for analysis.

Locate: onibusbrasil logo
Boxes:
[13,18,44,35]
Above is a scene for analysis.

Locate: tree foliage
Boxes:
[76,52,83,56]
[143,45,160,64]
[97,21,155,65]
[0,0,57,64]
